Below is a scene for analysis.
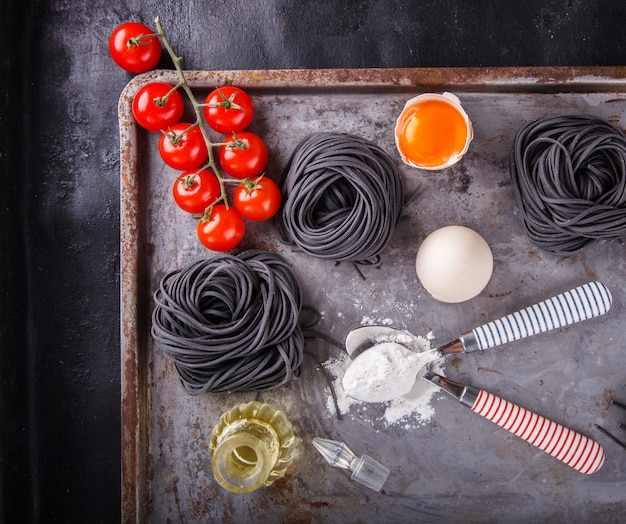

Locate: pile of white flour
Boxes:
[341,342,440,402]
[322,327,445,428]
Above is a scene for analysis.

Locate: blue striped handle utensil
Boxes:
[439,281,612,354]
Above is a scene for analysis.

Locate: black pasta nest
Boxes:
[510,115,626,256]
[151,250,304,395]
[277,132,404,265]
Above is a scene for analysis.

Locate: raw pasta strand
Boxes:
[510,115,626,256]
[151,250,304,394]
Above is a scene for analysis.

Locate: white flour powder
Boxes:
[322,330,445,427]
[342,342,439,402]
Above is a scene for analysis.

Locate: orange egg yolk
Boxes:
[396,99,469,168]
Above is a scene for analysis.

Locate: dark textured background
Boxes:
[1,0,624,521]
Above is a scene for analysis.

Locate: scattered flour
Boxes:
[322,331,445,427]
[360,316,394,326]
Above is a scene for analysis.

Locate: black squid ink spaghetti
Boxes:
[277,132,404,265]
[151,250,304,394]
[510,115,626,256]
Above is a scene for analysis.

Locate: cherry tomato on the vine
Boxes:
[203,86,254,134]
[133,82,184,132]
[109,22,161,74]
[233,177,282,221]
[196,204,245,251]
[159,123,208,171]
[219,131,268,179]
[172,169,221,214]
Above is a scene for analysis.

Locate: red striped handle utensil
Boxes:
[472,390,605,474]
[425,371,605,474]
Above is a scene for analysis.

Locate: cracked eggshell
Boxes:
[395,92,473,171]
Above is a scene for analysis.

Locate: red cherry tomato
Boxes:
[219,132,268,179]
[203,86,254,134]
[196,204,245,251]
[109,22,161,74]
[233,177,282,221]
[172,169,221,214]
[132,82,184,132]
[159,123,208,170]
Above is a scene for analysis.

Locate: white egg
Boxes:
[415,225,493,303]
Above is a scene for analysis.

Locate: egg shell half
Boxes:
[395,92,473,171]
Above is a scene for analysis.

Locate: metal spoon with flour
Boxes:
[341,281,611,474]
[343,280,612,402]
[341,335,438,402]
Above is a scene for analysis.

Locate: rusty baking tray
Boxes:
[120,67,626,523]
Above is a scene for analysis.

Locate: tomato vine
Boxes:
[112,16,281,251]
[152,16,230,211]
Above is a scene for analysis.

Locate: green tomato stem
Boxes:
[198,87,245,111]
[155,81,185,106]
[127,33,160,49]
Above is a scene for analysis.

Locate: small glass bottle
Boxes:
[209,401,296,494]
